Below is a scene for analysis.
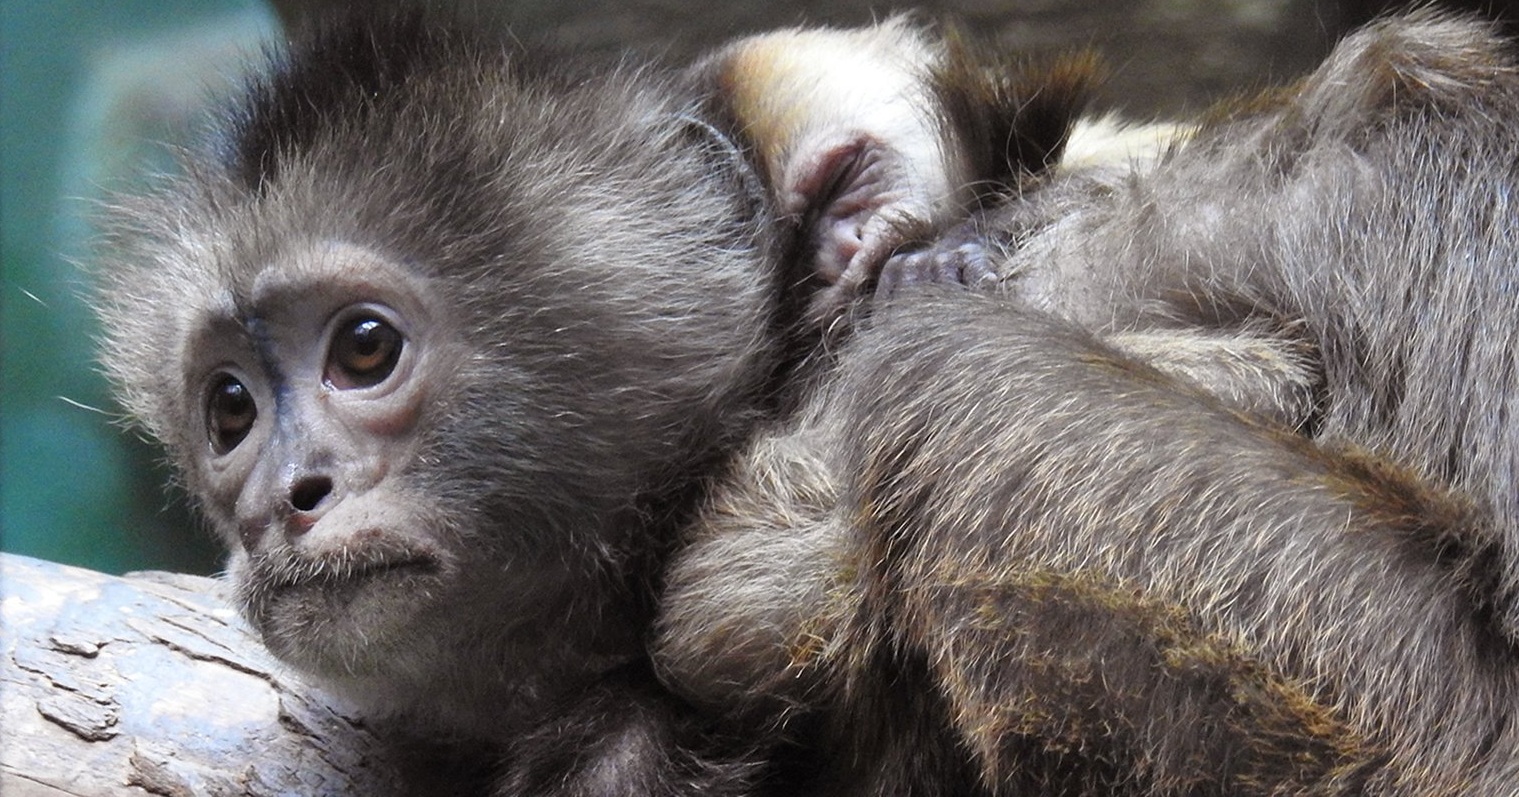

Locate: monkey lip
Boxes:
[254,555,443,640]
[265,550,443,598]
[331,555,438,583]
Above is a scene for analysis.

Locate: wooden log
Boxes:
[0,553,417,797]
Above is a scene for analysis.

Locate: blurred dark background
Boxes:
[3,0,1515,575]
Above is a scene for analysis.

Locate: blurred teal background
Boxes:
[1,1,279,575]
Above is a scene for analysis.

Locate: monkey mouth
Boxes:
[319,556,437,586]
[239,546,448,677]
[248,545,445,614]
[282,555,438,592]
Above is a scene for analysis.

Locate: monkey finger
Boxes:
[946,242,999,289]
[874,247,927,298]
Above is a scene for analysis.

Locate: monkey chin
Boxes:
[242,558,446,681]
[230,512,454,683]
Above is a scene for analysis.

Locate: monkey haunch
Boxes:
[656,11,1519,796]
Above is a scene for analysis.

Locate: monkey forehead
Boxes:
[170,240,444,362]
[247,241,434,320]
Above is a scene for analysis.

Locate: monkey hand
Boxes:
[875,220,1001,300]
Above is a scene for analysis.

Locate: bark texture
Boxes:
[0,553,412,797]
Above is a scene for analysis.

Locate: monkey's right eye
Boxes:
[207,374,257,454]
[325,314,404,390]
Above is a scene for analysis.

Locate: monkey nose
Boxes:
[288,474,335,520]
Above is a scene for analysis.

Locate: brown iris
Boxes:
[207,373,256,454]
[325,315,404,390]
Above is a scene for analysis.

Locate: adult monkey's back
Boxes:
[656,12,1519,795]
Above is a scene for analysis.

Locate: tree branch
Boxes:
[0,553,419,797]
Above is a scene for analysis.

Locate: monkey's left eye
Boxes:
[325,315,404,390]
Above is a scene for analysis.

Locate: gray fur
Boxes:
[991,10,1519,526]
[1104,328,1321,428]
[89,12,1085,794]
[94,7,1519,795]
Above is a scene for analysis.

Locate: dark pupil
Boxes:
[350,320,387,360]
[208,375,256,453]
[331,316,402,388]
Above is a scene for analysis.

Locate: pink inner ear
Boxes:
[790,136,906,288]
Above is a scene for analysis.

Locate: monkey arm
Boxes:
[836,294,1516,793]
[875,217,1323,428]
[1101,328,1320,429]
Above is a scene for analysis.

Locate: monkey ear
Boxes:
[793,136,937,309]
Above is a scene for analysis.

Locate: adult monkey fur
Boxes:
[655,10,1519,795]
[91,10,1094,794]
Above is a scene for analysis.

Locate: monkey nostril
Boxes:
[289,476,334,514]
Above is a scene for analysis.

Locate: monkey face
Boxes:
[91,25,786,722]
[157,242,466,676]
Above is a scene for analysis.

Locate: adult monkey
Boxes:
[655,10,1519,796]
